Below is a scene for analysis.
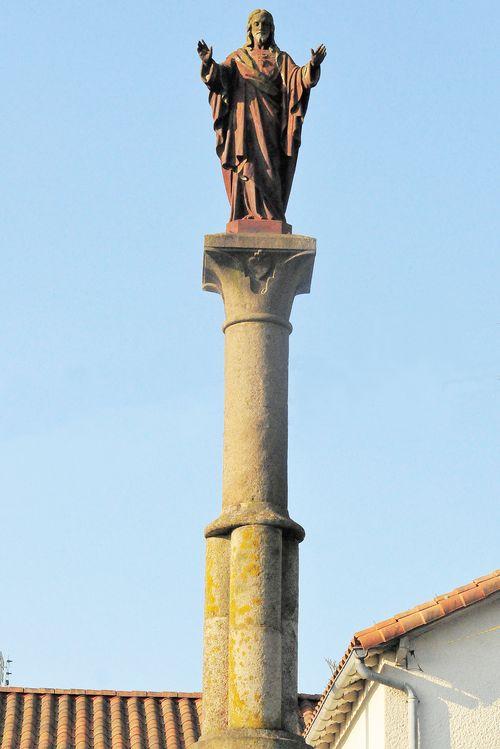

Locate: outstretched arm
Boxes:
[197,39,227,93]
[299,43,327,88]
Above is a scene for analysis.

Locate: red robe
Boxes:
[202,46,320,221]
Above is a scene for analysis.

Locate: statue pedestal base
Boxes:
[226,219,292,235]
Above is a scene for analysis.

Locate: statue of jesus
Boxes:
[197,9,326,232]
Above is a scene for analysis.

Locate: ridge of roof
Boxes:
[0,687,319,698]
[303,568,500,737]
[0,687,202,697]
[0,686,320,700]
[354,568,499,650]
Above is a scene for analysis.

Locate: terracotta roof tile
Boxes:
[454,582,477,594]
[0,691,318,749]
[354,569,500,650]
[436,595,463,615]
[481,576,500,595]
[378,621,406,642]
[397,611,425,632]
[304,568,500,737]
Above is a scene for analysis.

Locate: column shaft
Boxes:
[223,322,289,513]
[198,233,316,749]
[203,536,230,734]
[228,524,282,729]
[281,538,299,734]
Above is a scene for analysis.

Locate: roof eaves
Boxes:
[304,648,381,748]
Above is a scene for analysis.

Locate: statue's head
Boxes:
[245,9,276,49]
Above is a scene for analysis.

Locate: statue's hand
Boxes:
[197,39,213,65]
[310,44,327,68]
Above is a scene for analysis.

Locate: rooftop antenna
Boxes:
[6,657,13,686]
[0,653,13,686]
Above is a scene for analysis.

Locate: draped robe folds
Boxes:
[202,46,320,222]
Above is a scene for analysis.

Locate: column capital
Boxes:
[202,234,316,330]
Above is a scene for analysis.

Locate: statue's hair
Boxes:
[245,9,276,49]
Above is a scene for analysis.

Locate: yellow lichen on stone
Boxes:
[205,569,217,617]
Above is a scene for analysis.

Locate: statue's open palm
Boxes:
[310,44,327,67]
[197,39,213,64]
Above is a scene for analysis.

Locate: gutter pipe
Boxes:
[354,649,418,749]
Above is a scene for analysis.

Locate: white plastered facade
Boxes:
[314,594,500,749]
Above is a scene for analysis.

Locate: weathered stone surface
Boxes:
[204,233,316,251]
[229,525,282,729]
[203,234,315,533]
[196,728,311,749]
[224,320,288,511]
[281,538,299,734]
[203,536,230,734]
[197,233,316,749]
[205,506,304,542]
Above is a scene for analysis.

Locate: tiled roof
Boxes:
[355,568,500,650]
[0,689,320,749]
[304,568,500,738]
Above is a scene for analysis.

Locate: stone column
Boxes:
[198,233,315,749]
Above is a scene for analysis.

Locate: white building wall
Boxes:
[390,594,500,748]
[323,594,500,748]
[383,682,406,748]
[335,682,386,749]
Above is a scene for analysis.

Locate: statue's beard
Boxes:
[255,32,269,47]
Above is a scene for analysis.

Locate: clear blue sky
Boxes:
[2,1,498,694]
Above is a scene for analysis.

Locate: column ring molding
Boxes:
[222,313,293,334]
[205,507,305,542]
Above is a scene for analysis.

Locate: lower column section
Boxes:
[196,728,310,749]
[203,536,230,734]
[281,537,299,734]
[228,525,282,730]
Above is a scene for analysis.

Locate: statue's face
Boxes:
[251,14,272,46]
